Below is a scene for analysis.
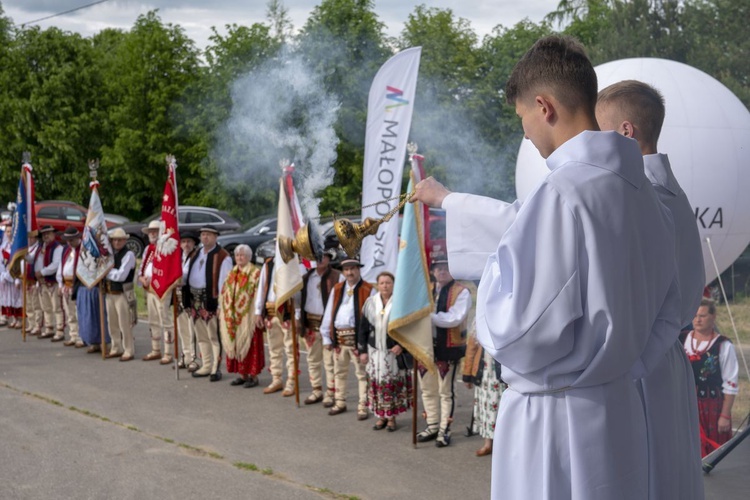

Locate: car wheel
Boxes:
[126,236,145,257]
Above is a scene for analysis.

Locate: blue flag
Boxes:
[8,164,36,278]
[388,177,435,372]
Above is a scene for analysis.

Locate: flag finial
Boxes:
[166,154,177,170]
[22,151,31,164]
[88,159,100,181]
[407,142,418,156]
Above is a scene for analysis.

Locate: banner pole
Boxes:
[413,363,418,448]
[173,289,179,380]
[289,298,300,408]
[99,286,106,360]
[22,272,27,342]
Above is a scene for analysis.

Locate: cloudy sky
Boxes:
[3,0,561,49]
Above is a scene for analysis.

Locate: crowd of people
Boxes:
[0,33,746,498]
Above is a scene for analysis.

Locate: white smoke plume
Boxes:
[216,48,340,220]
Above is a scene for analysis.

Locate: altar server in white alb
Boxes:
[414,35,682,499]
[596,79,705,500]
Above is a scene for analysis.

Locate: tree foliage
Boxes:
[0,0,746,220]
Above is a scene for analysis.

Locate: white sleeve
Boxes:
[107,251,136,282]
[254,264,268,316]
[442,193,522,280]
[432,288,471,328]
[320,289,336,346]
[56,256,63,287]
[720,340,740,395]
[218,257,233,292]
[41,246,63,276]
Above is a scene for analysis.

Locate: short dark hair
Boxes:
[376,271,395,283]
[700,298,716,316]
[597,80,665,144]
[506,35,597,114]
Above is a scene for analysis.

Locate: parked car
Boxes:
[115,206,241,257]
[35,200,122,237]
[216,215,277,257]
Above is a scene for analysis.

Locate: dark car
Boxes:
[216,215,277,257]
[35,200,124,238]
[116,206,241,257]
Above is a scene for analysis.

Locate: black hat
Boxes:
[339,257,364,268]
[199,225,219,235]
[38,225,56,234]
[180,229,200,244]
[62,226,81,240]
[430,251,448,268]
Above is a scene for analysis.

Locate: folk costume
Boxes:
[183,226,232,379]
[474,131,682,499]
[25,238,43,334]
[177,233,199,369]
[34,226,64,338]
[104,238,137,359]
[139,222,175,363]
[299,258,342,405]
[320,261,374,418]
[56,227,82,346]
[418,275,470,446]
[0,226,22,328]
[638,153,705,498]
[463,325,503,441]
[358,291,412,420]
[219,263,264,382]
[682,330,739,457]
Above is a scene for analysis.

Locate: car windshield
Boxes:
[141,212,161,224]
[243,216,275,234]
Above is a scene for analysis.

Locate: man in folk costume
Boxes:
[104,228,137,361]
[34,225,64,339]
[139,220,175,364]
[24,231,43,334]
[176,230,200,370]
[253,249,295,396]
[183,225,232,381]
[298,248,342,405]
[417,253,471,447]
[220,244,265,388]
[56,226,83,346]
[320,257,375,419]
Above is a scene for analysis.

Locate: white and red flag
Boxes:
[152,156,182,299]
[282,164,311,270]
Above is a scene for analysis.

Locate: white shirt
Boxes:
[107,250,136,282]
[186,245,232,292]
[253,263,276,316]
[304,269,344,316]
[683,331,739,395]
[36,243,62,276]
[56,246,79,287]
[320,280,376,346]
[431,284,471,328]
[475,131,681,499]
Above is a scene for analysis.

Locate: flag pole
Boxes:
[173,289,179,380]
[412,363,418,448]
[22,273,27,342]
[289,298,300,407]
[99,285,107,359]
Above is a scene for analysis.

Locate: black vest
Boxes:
[108,247,135,292]
[183,245,225,313]
[434,280,467,361]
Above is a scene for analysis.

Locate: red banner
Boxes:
[151,158,182,299]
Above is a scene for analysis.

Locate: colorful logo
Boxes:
[385,86,409,111]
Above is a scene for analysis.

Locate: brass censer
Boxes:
[278,223,321,263]
[334,190,415,258]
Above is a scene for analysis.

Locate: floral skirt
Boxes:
[698,395,732,457]
[473,350,503,440]
[366,347,412,418]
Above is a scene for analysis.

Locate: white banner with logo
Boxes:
[360,46,421,282]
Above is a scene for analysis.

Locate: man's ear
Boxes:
[621,120,636,139]
[536,95,556,123]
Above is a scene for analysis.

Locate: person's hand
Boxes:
[359,353,368,365]
[264,318,273,330]
[282,320,290,330]
[410,177,451,208]
[325,344,333,351]
[718,415,732,433]
[465,382,474,390]
[254,316,265,330]
[390,345,403,356]
[35,271,43,280]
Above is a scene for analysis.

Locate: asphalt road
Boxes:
[1,322,747,499]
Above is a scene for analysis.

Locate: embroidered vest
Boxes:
[183,245,229,313]
[109,247,135,292]
[140,244,156,277]
[329,279,373,347]
[301,267,340,328]
[37,241,60,283]
[434,280,467,361]
[681,331,729,400]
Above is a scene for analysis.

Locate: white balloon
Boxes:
[514,58,750,284]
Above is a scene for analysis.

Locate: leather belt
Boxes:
[335,328,356,347]
[265,301,276,317]
[306,313,322,331]
[63,278,74,288]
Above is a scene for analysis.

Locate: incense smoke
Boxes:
[216,48,340,220]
